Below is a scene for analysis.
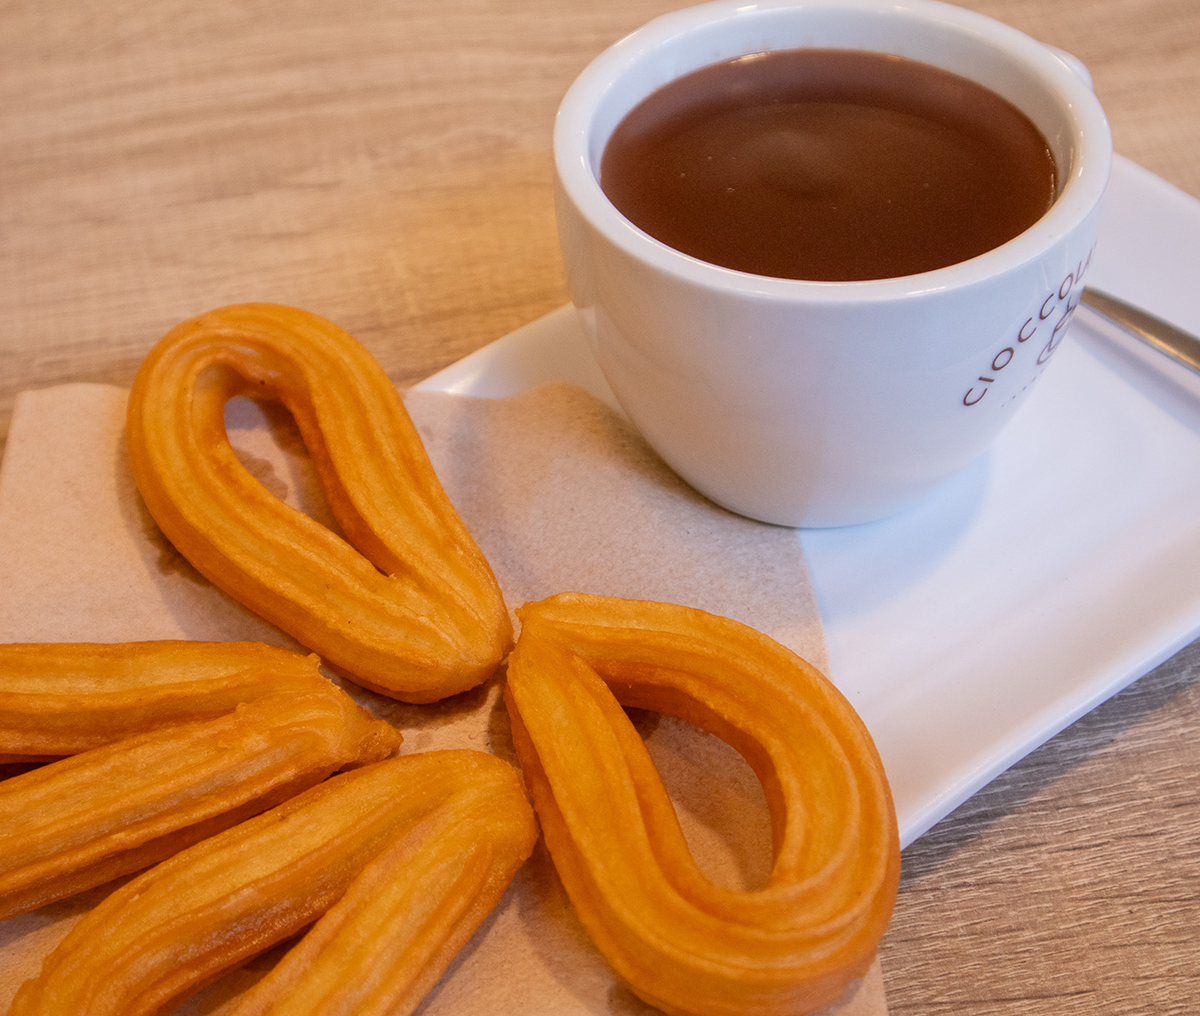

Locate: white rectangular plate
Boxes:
[417,154,1200,847]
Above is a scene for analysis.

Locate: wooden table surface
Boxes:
[2,1,1197,1013]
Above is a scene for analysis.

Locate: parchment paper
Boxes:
[0,381,887,1015]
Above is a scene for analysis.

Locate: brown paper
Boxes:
[0,381,887,1015]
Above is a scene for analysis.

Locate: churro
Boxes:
[504,593,900,1016]
[0,687,399,919]
[7,751,536,1016]
[125,303,511,702]
[0,641,337,762]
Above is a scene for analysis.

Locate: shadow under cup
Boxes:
[553,0,1112,528]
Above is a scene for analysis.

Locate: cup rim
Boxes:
[553,0,1113,302]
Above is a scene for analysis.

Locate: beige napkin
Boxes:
[0,381,887,1015]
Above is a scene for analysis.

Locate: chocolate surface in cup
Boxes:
[600,49,1057,282]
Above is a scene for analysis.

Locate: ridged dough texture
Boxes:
[0,672,400,919]
[504,593,901,1016]
[0,640,342,762]
[7,751,538,1016]
[125,303,512,702]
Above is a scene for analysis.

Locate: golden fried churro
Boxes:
[227,751,537,1016]
[7,751,536,1016]
[0,687,399,920]
[504,593,900,1016]
[0,641,338,762]
[125,303,512,703]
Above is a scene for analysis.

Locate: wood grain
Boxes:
[881,640,1200,1015]
[1,1,1198,1013]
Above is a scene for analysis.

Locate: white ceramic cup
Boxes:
[554,0,1112,527]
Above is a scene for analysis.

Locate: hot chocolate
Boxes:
[600,49,1057,281]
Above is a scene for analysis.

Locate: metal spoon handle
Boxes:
[1081,287,1200,376]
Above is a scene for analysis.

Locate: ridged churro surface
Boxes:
[125,303,512,702]
[0,641,335,761]
[226,750,537,1016]
[0,684,399,919]
[7,751,535,1016]
[504,593,900,1016]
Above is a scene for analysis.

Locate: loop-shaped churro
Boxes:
[0,686,399,919]
[8,751,537,1016]
[0,641,339,762]
[126,304,512,702]
[504,593,900,1016]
